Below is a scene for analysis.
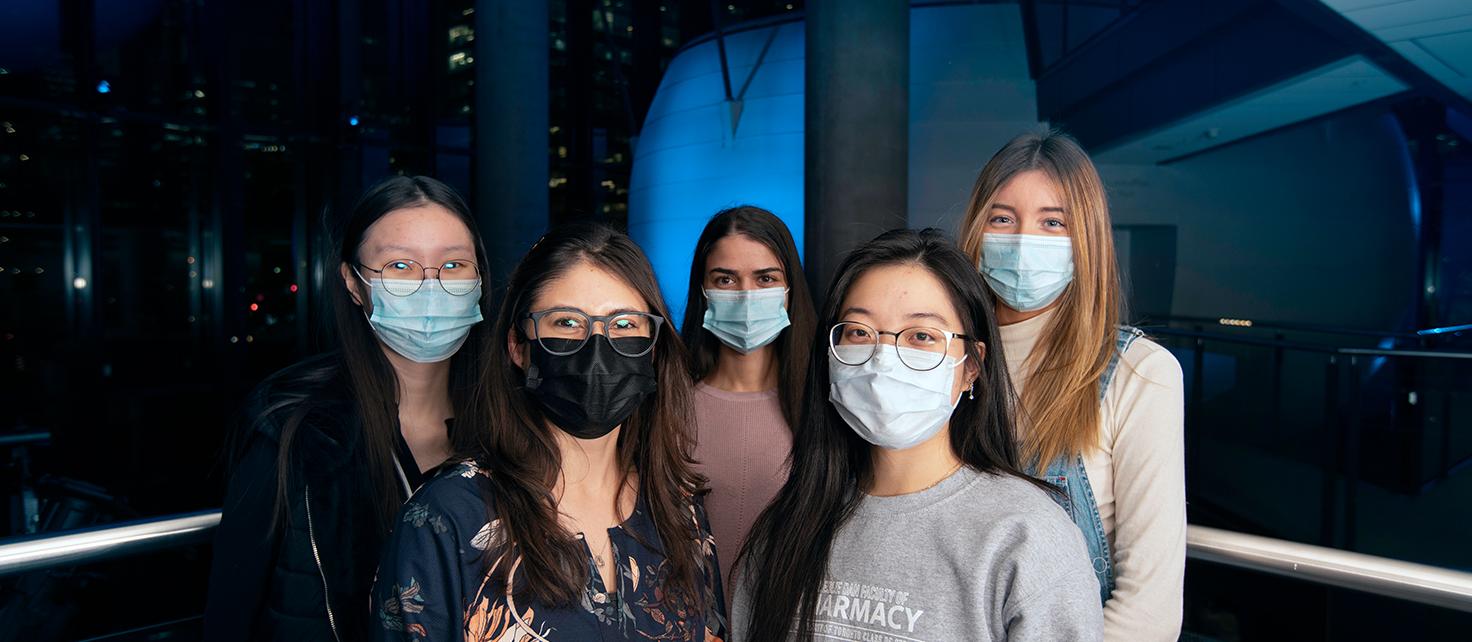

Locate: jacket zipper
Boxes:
[304,485,343,642]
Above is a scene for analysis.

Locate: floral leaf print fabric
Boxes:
[463,599,553,642]
[380,578,428,638]
[370,460,729,642]
[403,502,450,534]
[470,519,504,552]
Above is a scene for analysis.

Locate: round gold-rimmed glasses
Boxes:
[355,258,481,297]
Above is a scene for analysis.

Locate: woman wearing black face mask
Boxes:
[371,223,728,641]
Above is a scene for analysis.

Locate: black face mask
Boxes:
[523,334,658,440]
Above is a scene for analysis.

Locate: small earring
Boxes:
[968,383,975,400]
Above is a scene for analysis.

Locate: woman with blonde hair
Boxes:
[959,127,1186,641]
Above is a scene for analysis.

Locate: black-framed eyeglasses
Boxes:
[829,321,972,371]
[524,307,665,357]
[355,259,481,297]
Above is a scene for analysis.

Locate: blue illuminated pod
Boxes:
[629,5,1035,321]
[628,23,805,322]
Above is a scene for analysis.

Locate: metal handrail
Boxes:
[0,431,51,448]
[1151,314,1472,341]
[0,509,220,577]
[1187,525,1472,613]
[1141,326,1339,354]
[1,508,1471,615]
[1149,314,1426,341]
[1338,347,1472,360]
[1420,323,1472,337]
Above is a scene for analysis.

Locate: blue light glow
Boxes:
[628,23,806,322]
[1418,323,1472,336]
[96,80,110,94]
[348,115,360,127]
[627,5,1029,322]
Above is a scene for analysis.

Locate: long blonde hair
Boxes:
[959,127,1121,467]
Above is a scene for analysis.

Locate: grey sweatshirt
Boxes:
[731,466,1104,641]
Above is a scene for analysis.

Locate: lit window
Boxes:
[449,25,474,46]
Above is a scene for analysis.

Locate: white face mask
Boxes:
[828,344,967,450]
[360,277,484,363]
[978,233,1074,312]
[702,287,791,354]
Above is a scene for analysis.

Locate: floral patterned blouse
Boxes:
[371,460,729,642]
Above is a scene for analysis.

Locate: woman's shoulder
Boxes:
[956,471,1081,542]
[388,459,503,553]
[1119,332,1184,387]
[385,459,506,574]
[412,459,495,509]
[239,353,349,440]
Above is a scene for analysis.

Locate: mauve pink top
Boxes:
[691,382,793,594]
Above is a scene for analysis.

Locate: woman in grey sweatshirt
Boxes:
[730,229,1103,641]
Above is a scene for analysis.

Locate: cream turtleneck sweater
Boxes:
[999,308,1186,642]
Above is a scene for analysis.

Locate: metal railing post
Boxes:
[1344,355,1361,550]
[1321,354,1340,547]
[1190,332,1205,484]
[1270,333,1284,435]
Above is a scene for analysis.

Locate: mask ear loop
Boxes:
[350,264,377,288]
[348,265,377,324]
[957,336,978,400]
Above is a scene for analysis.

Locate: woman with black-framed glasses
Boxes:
[205,176,489,642]
[731,229,1102,641]
[371,223,728,641]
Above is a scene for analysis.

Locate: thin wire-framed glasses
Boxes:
[524,307,664,357]
[829,321,972,371]
[356,259,481,297]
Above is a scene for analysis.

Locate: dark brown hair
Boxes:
[679,205,816,428]
[458,222,710,607]
[737,229,1048,640]
[258,175,490,532]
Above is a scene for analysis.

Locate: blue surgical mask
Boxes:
[702,287,790,354]
[828,345,966,450]
[360,277,484,363]
[978,233,1074,312]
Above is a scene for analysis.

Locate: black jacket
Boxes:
[203,355,419,642]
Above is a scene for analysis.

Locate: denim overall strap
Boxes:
[1032,326,1142,603]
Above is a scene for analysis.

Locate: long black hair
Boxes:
[679,205,816,428]
[736,228,1047,640]
[252,175,490,532]
[456,223,711,608]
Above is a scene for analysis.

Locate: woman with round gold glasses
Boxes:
[732,229,1101,641]
[206,176,489,642]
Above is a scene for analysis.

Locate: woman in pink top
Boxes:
[679,206,816,592]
